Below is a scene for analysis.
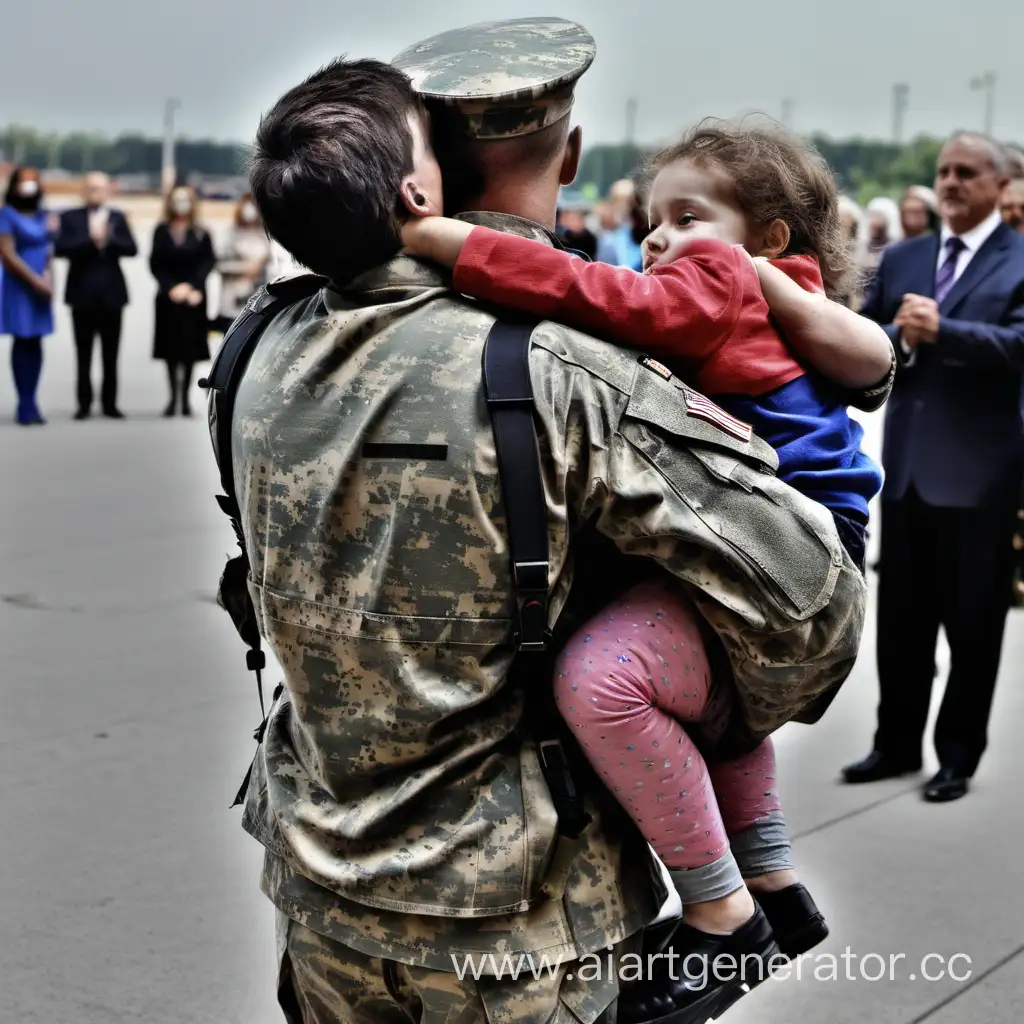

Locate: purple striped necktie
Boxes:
[934,236,966,304]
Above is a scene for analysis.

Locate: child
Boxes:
[402,121,891,1019]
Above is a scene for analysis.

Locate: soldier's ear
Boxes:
[560,126,583,186]
[399,177,442,219]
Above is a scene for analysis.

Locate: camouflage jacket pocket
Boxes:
[620,370,843,622]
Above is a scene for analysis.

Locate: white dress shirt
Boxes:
[87,205,110,247]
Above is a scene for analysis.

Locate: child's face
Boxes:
[642,158,751,272]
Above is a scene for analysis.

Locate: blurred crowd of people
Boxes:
[555,148,1024,307]
[3,145,1024,428]
[549,135,1024,808]
[0,167,285,425]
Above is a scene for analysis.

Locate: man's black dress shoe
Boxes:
[842,750,920,784]
[103,408,126,419]
[73,409,90,420]
[618,905,781,1024]
[923,767,968,802]
[754,884,828,960]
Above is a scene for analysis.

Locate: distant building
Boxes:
[189,174,249,201]
[114,173,162,195]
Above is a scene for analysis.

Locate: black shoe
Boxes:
[923,767,968,803]
[618,905,781,1024]
[163,402,176,418]
[842,750,920,784]
[73,409,90,420]
[753,884,828,960]
[102,408,125,419]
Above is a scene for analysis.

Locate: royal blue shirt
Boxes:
[719,375,882,524]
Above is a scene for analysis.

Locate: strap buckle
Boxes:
[514,560,548,591]
[513,561,551,651]
[245,649,266,672]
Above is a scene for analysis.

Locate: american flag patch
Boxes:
[685,393,753,442]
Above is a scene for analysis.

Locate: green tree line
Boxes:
[2,125,1014,203]
[577,134,1007,205]
[1,125,248,178]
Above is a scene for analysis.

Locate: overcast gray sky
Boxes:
[4,0,1022,146]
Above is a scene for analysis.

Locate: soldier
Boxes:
[218,17,868,1024]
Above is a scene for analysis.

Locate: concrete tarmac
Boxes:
[1,216,1022,1023]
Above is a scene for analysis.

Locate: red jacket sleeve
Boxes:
[770,253,825,294]
[453,227,747,363]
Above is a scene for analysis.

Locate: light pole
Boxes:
[47,133,62,170]
[625,97,637,146]
[162,98,181,195]
[892,83,909,145]
[970,72,996,134]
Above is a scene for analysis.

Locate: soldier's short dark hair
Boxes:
[250,58,424,284]
[429,107,571,213]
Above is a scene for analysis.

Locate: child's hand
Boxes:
[400,217,475,268]
[756,258,893,389]
[399,217,436,256]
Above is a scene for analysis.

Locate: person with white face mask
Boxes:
[0,166,55,425]
[210,192,271,333]
[148,185,215,416]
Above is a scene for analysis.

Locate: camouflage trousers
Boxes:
[275,911,642,1024]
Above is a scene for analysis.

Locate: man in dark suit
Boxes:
[55,172,138,419]
[844,132,1024,802]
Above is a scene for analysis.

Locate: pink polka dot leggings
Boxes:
[554,577,784,881]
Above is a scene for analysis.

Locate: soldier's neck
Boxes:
[458,183,559,231]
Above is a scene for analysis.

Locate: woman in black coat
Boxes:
[149,185,215,416]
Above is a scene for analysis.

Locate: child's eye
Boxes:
[676,213,697,227]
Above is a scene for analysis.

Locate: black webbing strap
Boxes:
[199,273,326,806]
[481,319,590,897]
[201,274,328,505]
[482,319,552,652]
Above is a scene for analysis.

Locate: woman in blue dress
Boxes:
[0,166,55,425]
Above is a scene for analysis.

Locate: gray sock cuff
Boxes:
[669,852,745,905]
[729,809,795,877]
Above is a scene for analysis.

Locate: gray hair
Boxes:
[866,195,904,243]
[905,183,939,212]
[943,131,1013,176]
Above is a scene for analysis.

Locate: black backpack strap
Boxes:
[199,272,327,806]
[482,318,590,899]
[202,273,329,506]
[482,319,552,652]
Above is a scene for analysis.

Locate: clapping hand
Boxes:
[894,294,940,347]
[89,220,109,248]
[168,282,192,303]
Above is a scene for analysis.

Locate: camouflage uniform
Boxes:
[221,18,867,1023]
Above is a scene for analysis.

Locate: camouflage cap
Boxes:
[392,17,595,140]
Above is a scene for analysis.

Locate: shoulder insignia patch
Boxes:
[640,356,673,380]
[685,392,753,443]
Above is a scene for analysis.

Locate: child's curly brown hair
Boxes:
[648,117,851,297]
